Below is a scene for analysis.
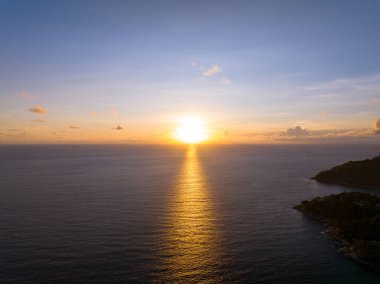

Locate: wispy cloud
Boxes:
[28,105,48,114]
[275,127,373,141]
[69,125,80,129]
[239,124,376,143]
[305,73,380,92]
[18,91,35,99]
[297,73,380,109]
[114,125,123,130]
[221,77,232,85]
[203,65,222,77]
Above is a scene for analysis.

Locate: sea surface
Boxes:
[1,144,380,283]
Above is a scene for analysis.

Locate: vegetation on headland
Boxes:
[294,192,380,269]
[313,156,380,189]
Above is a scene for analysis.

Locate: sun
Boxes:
[173,116,208,144]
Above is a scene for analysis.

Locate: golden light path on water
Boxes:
[157,145,222,283]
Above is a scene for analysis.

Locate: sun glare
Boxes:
[173,116,208,144]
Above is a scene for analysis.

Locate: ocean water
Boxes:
[0,144,380,283]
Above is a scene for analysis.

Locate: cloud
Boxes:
[115,125,123,130]
[313,128,373,138]
[28,105,48,114]
[18,91,35,99]
[300,74,380,107]
[285,126,309,137]
[260,127,374,142]
[305,73,380,92]
[203,65,222,77]
[69,125,80,129]
[234,127,375,143]
[221,77,232,85]
[374,118,380,134]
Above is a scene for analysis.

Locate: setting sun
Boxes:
[173,116,208,144]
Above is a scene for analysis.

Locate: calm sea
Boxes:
[1,144,380,283]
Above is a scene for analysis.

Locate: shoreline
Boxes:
[311,177,380,191]
[294,199,380,271]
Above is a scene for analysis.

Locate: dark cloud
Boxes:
[115,125,123,130]
[70,125,80,129]
[375,118,380,134]
[286,126,309,137]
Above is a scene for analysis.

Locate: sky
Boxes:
[1,0,380,144]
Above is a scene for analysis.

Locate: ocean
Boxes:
[1,144,379,283]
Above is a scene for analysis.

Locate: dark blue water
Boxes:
[1,144,380,283]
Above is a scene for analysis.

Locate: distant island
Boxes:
[312,156,380,189]
[294,192,380,270]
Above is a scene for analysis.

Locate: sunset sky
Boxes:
[1,0,380,144]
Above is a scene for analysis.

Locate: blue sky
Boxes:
[1,0,380,143]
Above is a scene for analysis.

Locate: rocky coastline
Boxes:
[294,192,380,270]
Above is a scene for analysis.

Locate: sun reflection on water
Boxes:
[157,145,222,283]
